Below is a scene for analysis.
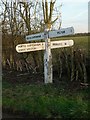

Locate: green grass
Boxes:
[2,81,89,118]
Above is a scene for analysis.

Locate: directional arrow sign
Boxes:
[26,32,44,41]
[51,40,74,49]
[26,27,74,41]
[16,40,74,53]
[49,27,74,38]
[16,42,45,53]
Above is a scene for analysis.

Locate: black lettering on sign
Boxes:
[32,35,41,39]
[57,31,61,34]
[19,49,26,51]
[65,43,67,45]
[57,31,65,34]
[27,48,32,50]
[61,31,65,34]
[27,35,41,40]
[53,43,62,46]
[27,44,32,47]
[18,45,26,48]
[33,44,41,46]
[33,35,40,39]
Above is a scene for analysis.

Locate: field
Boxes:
[2,35,89,119]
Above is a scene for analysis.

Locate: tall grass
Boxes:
[2,83,89,118]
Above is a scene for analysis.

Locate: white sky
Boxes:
[55,0,89,33]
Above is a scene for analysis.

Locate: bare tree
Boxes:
[42,0,59,29]
[1,0,62,72]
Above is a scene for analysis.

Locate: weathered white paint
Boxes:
[16,40,74,53]
[44,27,52,84]
[26,27,74,41]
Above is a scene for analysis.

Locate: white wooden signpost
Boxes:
[16,27,74,83]
[16,40,74,53]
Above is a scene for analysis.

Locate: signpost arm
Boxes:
[44,26,52,83]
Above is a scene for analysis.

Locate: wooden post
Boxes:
[44,25,52,83]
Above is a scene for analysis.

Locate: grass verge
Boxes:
[2,81,89,119]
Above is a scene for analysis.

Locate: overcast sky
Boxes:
[55,0,89,33]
